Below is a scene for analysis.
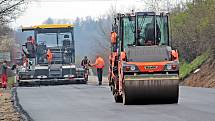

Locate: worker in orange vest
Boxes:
[1,60,9,89]
[47,49,53,64]
[91,55,105,85]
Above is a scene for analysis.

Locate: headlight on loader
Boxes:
[165,64,178,71]
[64,75,75,78]
[123,65,137,72]
[166,65,172,70]
[130,65,136,71]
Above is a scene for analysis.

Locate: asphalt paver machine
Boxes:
[18,24,86,86]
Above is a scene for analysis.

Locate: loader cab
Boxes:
[114,12,170,51]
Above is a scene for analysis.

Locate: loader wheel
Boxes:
[114,94,123,103]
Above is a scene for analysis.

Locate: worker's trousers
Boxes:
[1,74,7,88]
[97,68,103,85]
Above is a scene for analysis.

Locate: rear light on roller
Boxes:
[124,65,136,72]
[166,65,172,70]
[125,66,130,71]
[165,64,177,71]
[172,65,177,70]
[130,66,136,71]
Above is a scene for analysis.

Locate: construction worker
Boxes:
[144,18,161,45]
[1,60,9,89]
[27,36,35,44]
[47,49,53,64]
[136,27,143,45]
[81,56,91,81]
[11,64,17,85]
[26,36,36,58]
[81,56,90,68]
[91,55,105,85]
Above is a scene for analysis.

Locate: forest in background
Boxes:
[171,0,215,62]
[0,0,27,53]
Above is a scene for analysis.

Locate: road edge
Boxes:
[12,87,34,121]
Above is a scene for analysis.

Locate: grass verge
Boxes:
[180,51,210,80]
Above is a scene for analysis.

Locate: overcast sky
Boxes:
[11,0,145,28]
[11,0,184,28]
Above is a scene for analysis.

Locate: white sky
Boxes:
[11,0,145,28]
[11,0,183,28]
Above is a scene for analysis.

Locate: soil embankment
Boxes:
[183,57,215,88]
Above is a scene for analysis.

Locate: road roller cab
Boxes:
[109,12,179,105]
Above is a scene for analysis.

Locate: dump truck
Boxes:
[108,12,179,105]
[18,24,86,86]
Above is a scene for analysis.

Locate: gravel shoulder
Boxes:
[0,88,22,121]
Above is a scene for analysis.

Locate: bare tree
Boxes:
[171,0,215,62]
[0,0,27,25]
[140,0,163,12]
[0,0,28,56]
[140,0,187,12]
[90,6,117,74]
[0,35,14,51]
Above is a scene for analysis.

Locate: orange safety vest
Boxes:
[95,57,105,69]
[47,49,53,63]
[111,32,117,44]
[171,50,179,60]
[30,38,35,44]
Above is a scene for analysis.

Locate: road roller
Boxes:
[108,12,179,105]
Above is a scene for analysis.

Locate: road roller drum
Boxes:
[123,79,179,105]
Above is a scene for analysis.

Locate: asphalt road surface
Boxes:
[17,77,215,121]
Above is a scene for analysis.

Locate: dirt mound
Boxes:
[183,57,215,88]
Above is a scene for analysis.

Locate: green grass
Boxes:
[179,51,210,80]
[7,76,16,87]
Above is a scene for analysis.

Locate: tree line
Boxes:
[0,0,27,52]
[2,0,215,66]
[59,0,215,71]
[171,0,215,62]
